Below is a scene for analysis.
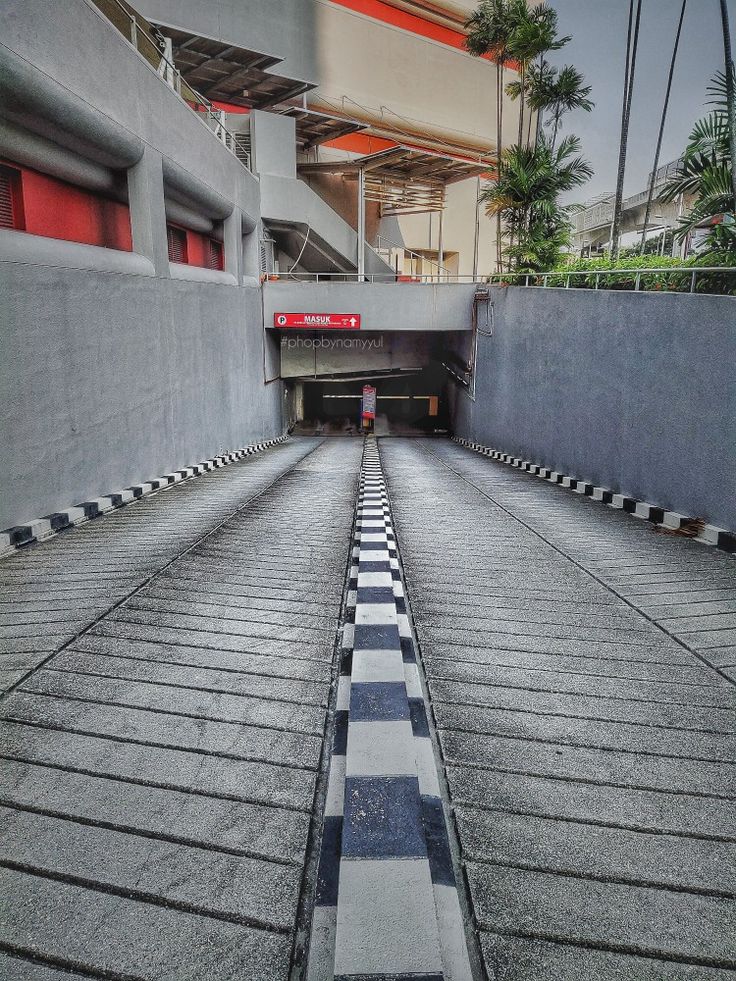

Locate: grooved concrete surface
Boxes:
[380,438,736,980]
[0,437,362,980]
[0,438,325,694]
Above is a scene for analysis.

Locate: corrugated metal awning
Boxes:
[280,107,367,150]
[298,145,489,214]
[153,26,314,109]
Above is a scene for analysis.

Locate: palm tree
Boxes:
[720,0,736,206]
[467,0,579,267]
[465,0,511,269]
[610,0,643,261]
[505,4,567,147]
[640,0,688,251]
[482,134,592,271]
[466,0,518,269]
[520,63,593,150]
[662,71,735,254]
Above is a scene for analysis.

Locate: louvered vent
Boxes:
[260,236,275,275]
[167,225,187,263]
[207,238,223,270]
[0,167,19,229]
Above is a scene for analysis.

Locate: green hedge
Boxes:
[499,252,736,295]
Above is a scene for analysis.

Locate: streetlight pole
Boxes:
[640,0,687,252]
[720,0,736,206]
[611,0,643,261]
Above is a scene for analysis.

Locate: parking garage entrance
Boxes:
[290,365,451,436]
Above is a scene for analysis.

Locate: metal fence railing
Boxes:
[499,266,736,295]
[269,267,735,295]
[93,0,251,170]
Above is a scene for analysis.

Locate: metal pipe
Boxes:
[438,210,444,281]
[472,177,481,281]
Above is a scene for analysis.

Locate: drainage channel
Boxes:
[306,436,475,981]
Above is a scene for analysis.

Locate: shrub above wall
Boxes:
[536,252,736,295]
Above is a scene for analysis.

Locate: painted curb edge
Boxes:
[452,437,735,555]
[0,435,290,560]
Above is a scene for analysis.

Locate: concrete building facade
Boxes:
[136,0,518,278]
[0,0,282,529]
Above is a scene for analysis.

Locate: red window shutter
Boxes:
[0,166,21,229]
[207,238,223,270]
[167,224,188,263]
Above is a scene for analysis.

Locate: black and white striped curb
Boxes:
[0,435,289,560]
[307,436,472,981]
[453,436,736,555]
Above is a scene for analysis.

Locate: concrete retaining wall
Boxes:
[0,0,284,530]
[0,251,282,529]
[453,287,736,531]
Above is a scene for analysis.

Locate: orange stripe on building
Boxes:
[211,100,250,114]
[323,133,496,173]
[323,133,398,154]
[328,0,517,66]
[329,0,491,57]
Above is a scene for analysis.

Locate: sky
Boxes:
[548,0,733,204]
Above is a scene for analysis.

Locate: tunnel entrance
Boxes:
[290,364,451,436]
[280,328,470,436]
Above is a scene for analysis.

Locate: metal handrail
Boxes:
[95,0,251,170]
[272,272,484,282]
[510,266,736,294]
[264,266,736,295]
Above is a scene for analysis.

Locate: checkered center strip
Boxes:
[307,438,473,981]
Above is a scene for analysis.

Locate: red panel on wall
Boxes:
[211,101,250,115]
[0,160,228,264]
[9,163,133,251]
[184,227,206,267]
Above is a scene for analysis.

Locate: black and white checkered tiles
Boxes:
[308,437,472,981]
[0,436,289,559]
[453,436,736,554]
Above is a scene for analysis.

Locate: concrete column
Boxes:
[357,167,365,281]
[224,206,244,285]
[127,145,169,277]
[242,222,262,282]
[472,177,480,281]
[295,381,304,422]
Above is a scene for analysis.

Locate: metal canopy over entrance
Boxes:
[298,145,489,216]
[281,106,367,151]
[152,26,314,109]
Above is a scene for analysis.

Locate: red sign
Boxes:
[362,385,377,420]
[274,312,361,329]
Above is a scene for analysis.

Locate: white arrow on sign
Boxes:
[349,317,357,327]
